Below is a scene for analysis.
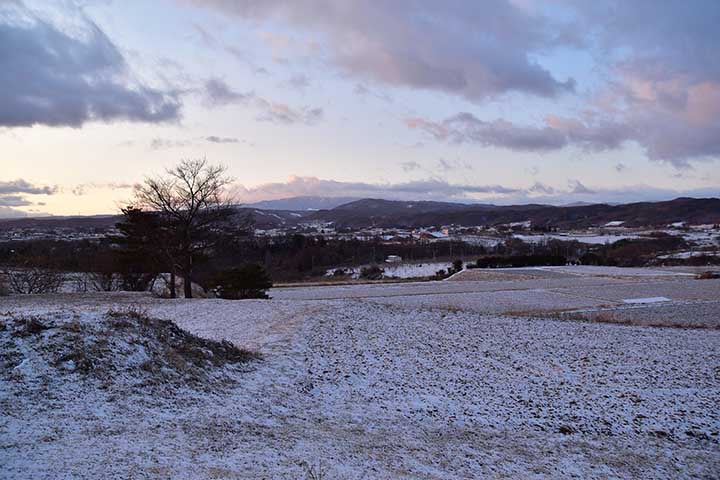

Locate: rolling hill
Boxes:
[2,197,718,234]
[309,197,720,228]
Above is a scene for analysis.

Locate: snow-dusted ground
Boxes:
[382,261,454,278]
[513,228,720,247]
[326,261,453,279]
[513,233,642,244]
[2,270,719,479]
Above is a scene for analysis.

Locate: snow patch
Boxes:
[623,296,671,304]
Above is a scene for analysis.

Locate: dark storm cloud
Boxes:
[0,2,181,128]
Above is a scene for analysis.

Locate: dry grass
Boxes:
[1,308,261,392]
[10,315,51,337]
[522,308,720,330]
[503,304,720,330]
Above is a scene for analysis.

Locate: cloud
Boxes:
[0,179,57,195]
[568,180,595,195]
[192,22,218,47]
[437,158,452,172]
[354,83,392,102]
[544,115,631,152]
[407,102,719,166]
[71,182,133,196]
[185,1,720,166]
[406,114,567,152]
[182,0,576,101]
[233,175,520,203]
[400,161,421,172]
[149,138,191,150]
[202,78,323,125]
[136,134,241,150]
[0,178,56,217]
[406,111,637,154]
[527,182,555,195]
[205,135,240,143]
[0,195,32,207]
[255,99,322,125]
[559,2,720,165]
[572,2,720,84]
[0,2,181,128]
[436,158,473,172]
[202,78,253,107]
[0,206,34,218]
[288,73,310,90]
[603,79,720,166]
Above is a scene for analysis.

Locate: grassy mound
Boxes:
[1,309,260,393]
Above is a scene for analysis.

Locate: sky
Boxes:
[1,0,719,217]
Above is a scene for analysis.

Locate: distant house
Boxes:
[414,230,449,242]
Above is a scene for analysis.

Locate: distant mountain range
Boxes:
[1,197,718,232]
[244,196,360,211]
[306,197,720,229]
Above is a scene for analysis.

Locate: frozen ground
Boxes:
[326,261,453,280]
[1,267,719,479]
[513,233,642,244]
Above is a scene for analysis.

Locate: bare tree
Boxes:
[2,266,64,294]
[132,158,234,298]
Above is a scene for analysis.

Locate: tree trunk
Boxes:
[183,272,192,298]
[169,271,176,298]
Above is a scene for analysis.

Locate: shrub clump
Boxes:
[696,271,720,280]
[1,266,64,294]
[212,264,273,299]
[359,265,384,280]
[472,254,566,269]
[452,259,464,273]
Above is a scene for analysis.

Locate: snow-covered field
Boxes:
[513,233,642,244]
[514,228,720,247]
[326,261,454,279]
[2,269,719,479]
